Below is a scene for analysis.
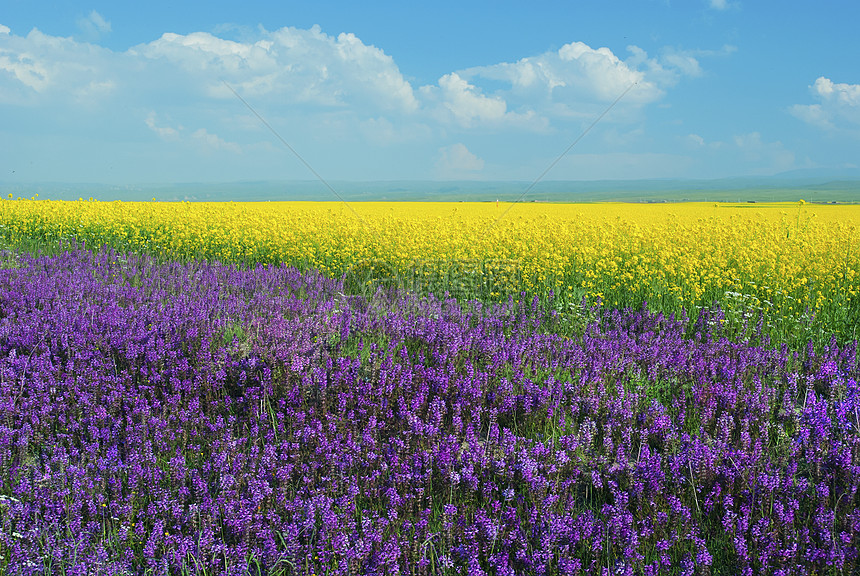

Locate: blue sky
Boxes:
[1,0,858,184]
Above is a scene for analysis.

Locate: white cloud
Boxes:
[660,50,702,78]
[191,128,242,154]
[624,45,715,90]
[0,25,675,133]
[790,76,860,132]
[0,49,50,92]
[74,79,116,102]
[707,0,740,10]
[436,143,484,177]
[463,41,661,107]
[0,24,10,35]
[734,132,795,172]
[686,133,705,148]
[815,76,860,106]
[136,32,275,76]
[0,27,118,101]
[0,23,706,181]
[77,10,111,40]
[444,39,717,130]
[734,131,761,149]
[134,25,418,113]
[418,71,544,130]
[438,72,508,125]
[332,31,418,112]
[789,103,831,130]
[145,112,240,153]
[145,112,181,140]
[681,133,725,152]
[812,76,860,108]
[556,41,647,99]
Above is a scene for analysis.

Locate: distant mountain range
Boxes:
[2,170,859,203]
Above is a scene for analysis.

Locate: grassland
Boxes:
[1,199,858,347]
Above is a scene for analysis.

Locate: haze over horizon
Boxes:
[1,1,859,186]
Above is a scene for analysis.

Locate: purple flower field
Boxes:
[0,249,858,575]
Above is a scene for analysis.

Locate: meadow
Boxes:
[0,199,858,575]
[1,199,858,347]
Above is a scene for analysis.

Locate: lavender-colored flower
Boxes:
[0,249,856,574]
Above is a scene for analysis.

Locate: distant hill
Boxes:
[2,176,858,203]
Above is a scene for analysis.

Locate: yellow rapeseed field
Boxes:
[1,198,858,326]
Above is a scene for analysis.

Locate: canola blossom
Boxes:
[0,200,858,343]
[0,249,858,575]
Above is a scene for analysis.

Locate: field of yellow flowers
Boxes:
[1,198,858,344]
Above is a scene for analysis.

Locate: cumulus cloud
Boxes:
[0,22,427,148]
[0,27,120,105]
[435,143,484,178]
[791,77,860,132]
[437,73,508,125]
[134,25,418,112]
[812,76,860,104]
[462,41,660,108]
[557,41,648,99]
[0,23,702,181]
[418,71,544,130]
[0,25,682,133]
[0,47,50,93]
[445,39,717,128]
